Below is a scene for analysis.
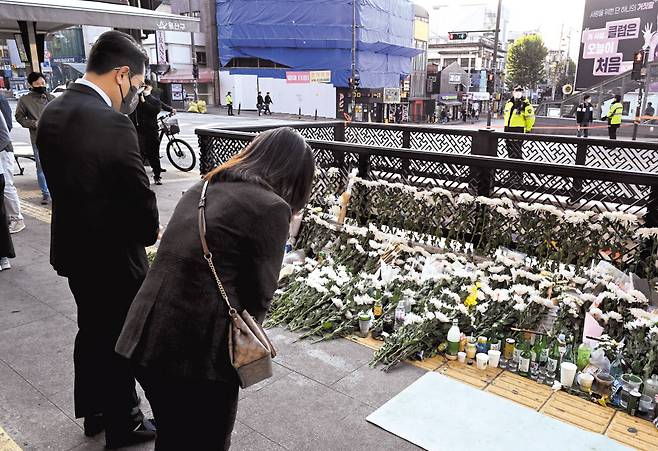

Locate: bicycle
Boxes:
[158,112,196,172]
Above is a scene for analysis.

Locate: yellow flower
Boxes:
[464,283,480,308]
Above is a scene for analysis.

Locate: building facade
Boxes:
[408,4,432,122]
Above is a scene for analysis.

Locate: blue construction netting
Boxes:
[216,0,422,88]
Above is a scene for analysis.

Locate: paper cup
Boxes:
[578,372,594,391]
[457,351,466,363]
[476,353,489,370]
[560,362,577,387]
[487,349,501,368]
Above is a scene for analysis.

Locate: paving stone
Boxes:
[267,327,374,385]
[0,361,86,451]
[0,315,76,397]
[231,431,286,451]
[332,362,426,408]
[236,371,366,450]
[239,361,292,401]
[0,284,57,331]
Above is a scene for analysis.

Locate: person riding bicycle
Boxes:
[130,80,175,185]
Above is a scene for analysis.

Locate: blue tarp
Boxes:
[216,0,422,88]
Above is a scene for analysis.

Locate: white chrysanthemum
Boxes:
[607,311,623,321]
[332,298,344,309]
[563,210,594,224]
[456,193,475,204]
[345,310,353,320]
[601,211,639,226]
[404,313,424,326]
[327,167,339,175]
[635,227,658,239]
[589,307,603,317]
[513,303,527,312]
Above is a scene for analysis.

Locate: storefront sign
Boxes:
[156,20,187,32]
[171,83,184,101]
[577,0,657,88]
[310,70,331,83]
[286,71,311,83]
[156,30,167,65]
[448,73,462,84]
[383,87,401,104]
[471,92,491,100]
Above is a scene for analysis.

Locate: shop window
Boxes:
[196,51,207,65]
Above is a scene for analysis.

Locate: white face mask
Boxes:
[513,91,522,99]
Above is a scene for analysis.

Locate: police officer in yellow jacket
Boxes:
[606,94,623,139]
[503,86,535,159]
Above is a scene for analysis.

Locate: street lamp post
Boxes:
[188,0,199,102]
[487,0,502,128]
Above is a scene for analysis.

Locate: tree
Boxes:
[505,34,549,90]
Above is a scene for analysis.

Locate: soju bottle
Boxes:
[519,340,531,377]
[539,335,549,366]
[446,319,461,361]
[546,339,560,375]
[530,337,543,373]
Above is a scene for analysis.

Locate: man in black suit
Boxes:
[36,31,159,449]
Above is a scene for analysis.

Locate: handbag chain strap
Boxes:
[198,180,237,317]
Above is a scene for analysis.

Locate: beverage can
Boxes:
[628,390,641,416]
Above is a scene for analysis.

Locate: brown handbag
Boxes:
[198,180,277,388]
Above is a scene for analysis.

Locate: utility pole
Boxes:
[188,0,199,102]
[350,0,357,116]
[487,0,502,128]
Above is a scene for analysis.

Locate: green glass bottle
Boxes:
[530,337,543,374]
[539,335,549,367]
[519,340,531,377]
[546,339,559,375]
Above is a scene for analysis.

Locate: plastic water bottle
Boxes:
[394,301,406,331]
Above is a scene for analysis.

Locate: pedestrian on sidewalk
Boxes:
[503,86,535,160]
[0,94,25,234]
[130,80,175,185]
[257,91,264,116]
[264,91,273,115]
[644,101,655,124]
[36,31,159,449]
[15,72,53,205]
[0,111,15,271]
[116,127,315,451]
[225,91,234,116]
[606,94,623,140]
[576,94,594,137]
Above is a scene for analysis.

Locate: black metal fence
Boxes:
[202,121,658,174]
[196,125,658,226]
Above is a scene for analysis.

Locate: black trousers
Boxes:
[67,269,143,428]
[136,366,239,451]
[227,104,233,116]
[263,104,271,115]
[0,174,15,258]
[577,121,590,137]
[138,130,162,178]
[504,126,525,159]
[608,124,620,140]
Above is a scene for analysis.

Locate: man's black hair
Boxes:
[86,30,148,76]
[27,72,45,85]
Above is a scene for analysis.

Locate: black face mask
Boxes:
[118,71,142,115]
[32,86,47,95]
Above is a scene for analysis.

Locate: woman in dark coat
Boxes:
[116,127,315,450]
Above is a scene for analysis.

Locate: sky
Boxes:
[416,0,587,60]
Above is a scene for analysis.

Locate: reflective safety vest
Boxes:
[608,101,623,125]
[503,98,535,132]
[225,94,233,105]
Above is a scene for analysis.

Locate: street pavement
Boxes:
[0,106,425,450]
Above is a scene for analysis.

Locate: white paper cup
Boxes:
[476,353,489,370]
[560,362,578,387]
[457,352,466,363]
[487,349,501,368]
[578,372,594,391]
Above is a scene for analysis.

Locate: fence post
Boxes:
[358,152,370,179]
[401,129,411,180]
[469,129,496,197]
[334,122,345,142]
[570,141,588,201]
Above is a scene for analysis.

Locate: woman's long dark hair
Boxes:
[205,127,315,212]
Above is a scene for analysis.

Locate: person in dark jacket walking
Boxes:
[130,80,175,185]
[36,31,159,449]
[0,94,24,234]
[257,91,264,116]
[576,94,594,137]
[264,92,273,115]
[15,72,54,204]
[0,111,15,271]
[116,127,315,450]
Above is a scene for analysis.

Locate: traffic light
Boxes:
[486,71,495,92]
[448,32,468,40]
[631,50,644,81]
[192,64,199,79]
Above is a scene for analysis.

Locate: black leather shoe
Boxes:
[83,414,104,437]
[154,177,163,185]
[160,168,167,173]
[105,418,156,449]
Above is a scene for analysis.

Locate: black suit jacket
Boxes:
[116,181,290,382]
[36,83,159,278]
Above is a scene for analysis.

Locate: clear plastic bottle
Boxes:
[446,319,461,361]
[394,301,406,331]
